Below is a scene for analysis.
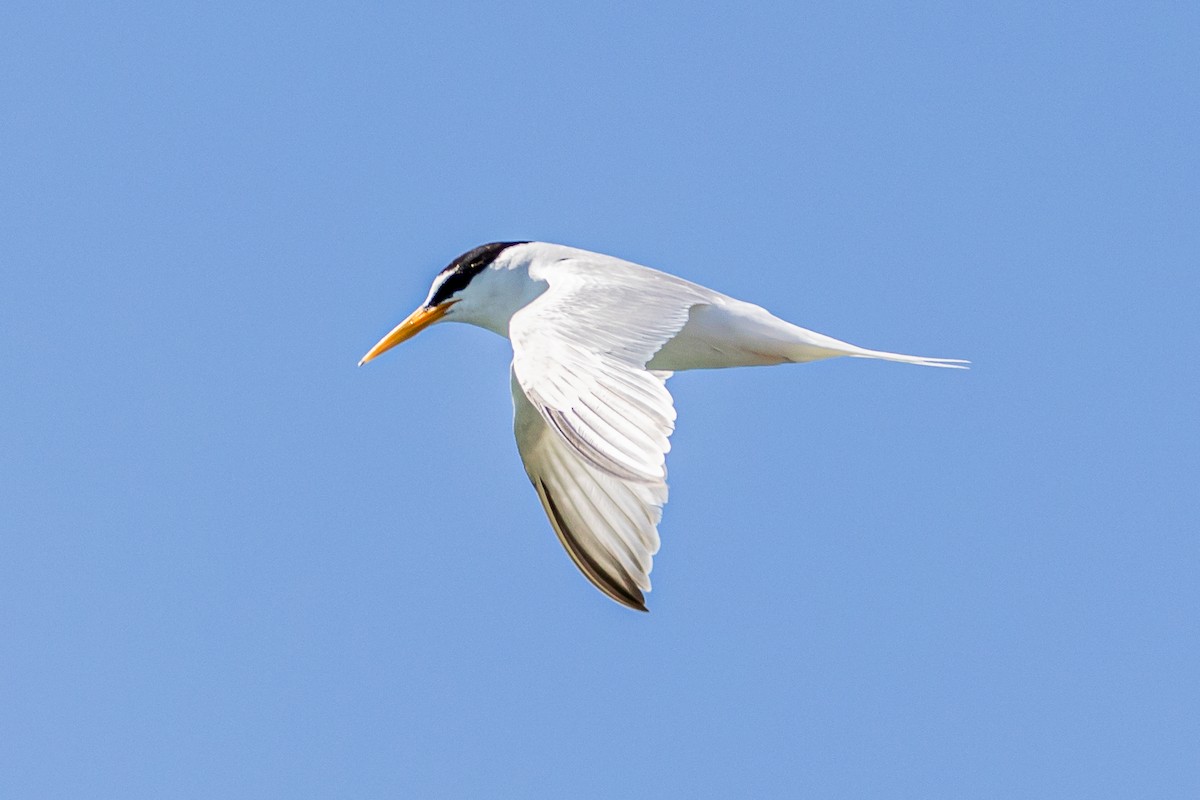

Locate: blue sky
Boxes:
[2,2,1197,797]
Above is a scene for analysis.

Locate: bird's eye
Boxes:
[429,267,475,307]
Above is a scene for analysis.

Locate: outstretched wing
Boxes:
[509,254,708,609]
[512,369,664,610]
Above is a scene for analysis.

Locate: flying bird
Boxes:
[359,242,966,611]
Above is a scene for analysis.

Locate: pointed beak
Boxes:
[358,301,456,366]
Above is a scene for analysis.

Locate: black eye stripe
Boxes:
[428,241,528,306]
[428,267,474,306]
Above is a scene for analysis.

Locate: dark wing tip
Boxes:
[536,479,649,613]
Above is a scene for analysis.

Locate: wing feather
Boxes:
[510,258,703,484]
[509,254,706,608]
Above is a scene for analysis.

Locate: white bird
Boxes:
[359,242,966,611]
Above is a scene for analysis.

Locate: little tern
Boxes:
[360,242,966,611]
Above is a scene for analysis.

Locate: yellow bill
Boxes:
[358,301,456,366]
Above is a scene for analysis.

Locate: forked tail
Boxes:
[780,323,969,369]
[662,301,970,370]
[846,347,970,369]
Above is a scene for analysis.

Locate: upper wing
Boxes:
[511,255,708,484]
[509,255,708,609]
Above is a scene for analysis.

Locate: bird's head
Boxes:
[358,241,531,366]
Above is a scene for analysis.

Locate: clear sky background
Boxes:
[2,2,1197,797]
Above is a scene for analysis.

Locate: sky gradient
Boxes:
[2,2,1197,797]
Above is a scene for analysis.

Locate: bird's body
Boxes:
[360,242,966,611]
